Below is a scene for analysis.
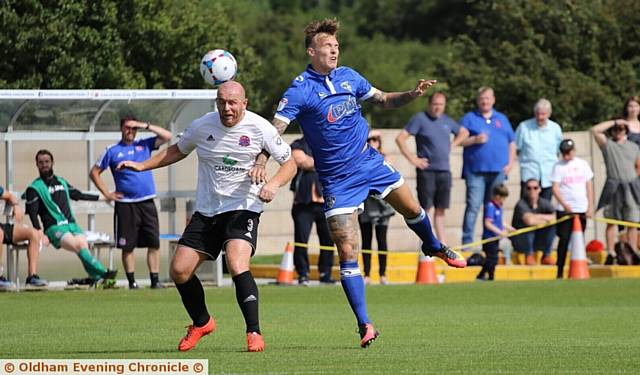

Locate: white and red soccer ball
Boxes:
[200,49,237,86]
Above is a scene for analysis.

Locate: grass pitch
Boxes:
[1,278,640,374]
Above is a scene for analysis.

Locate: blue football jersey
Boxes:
[275,65,376,179]
[96,137,158,202]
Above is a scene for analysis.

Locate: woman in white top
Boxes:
[550,139,594,279]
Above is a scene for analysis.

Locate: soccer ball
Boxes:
[200,49,237,86]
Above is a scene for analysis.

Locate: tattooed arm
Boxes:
[366,79,437,109]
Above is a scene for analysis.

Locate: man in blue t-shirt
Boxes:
[459,87,516,248]
[396,92,469,244]
[258,18,466,349]
[90,117,172,289]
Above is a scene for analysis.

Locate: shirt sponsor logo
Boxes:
[239,135,251,147]
[48,184,66,194]
[326,96,357,123]
[277,98,288,112]
[222,154,237,166]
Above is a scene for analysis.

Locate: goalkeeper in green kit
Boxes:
[25,150,117,285]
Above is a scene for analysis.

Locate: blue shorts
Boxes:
[321,147,403,217]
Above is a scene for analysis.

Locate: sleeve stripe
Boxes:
[274,113,291,124]
[359,87,377,101]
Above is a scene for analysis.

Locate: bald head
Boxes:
[218,81,245,99]
[216,81,248,127]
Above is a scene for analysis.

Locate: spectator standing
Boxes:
[477,184,512,281]
[515,99,563,200]
[289,136,335,285]
[620,96,640,147]
[550,139,594,278]
[591,119,640,263]
[25,150,116,285]
[459,87,516,247]
[359,130,396,285]
[0,187,47,287]
[395,92,469,243]
[90,117,172,289]
[510,179,556,265]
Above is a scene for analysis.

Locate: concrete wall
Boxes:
[0,130,608,280]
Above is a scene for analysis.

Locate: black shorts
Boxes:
[178,210,260,260]
[114,199,160,251]
[416,170,452,210]
[1,223,13,245]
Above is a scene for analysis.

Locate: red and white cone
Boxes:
[416,253,438,284]
[276,242,295,285]
[569,215,590,280]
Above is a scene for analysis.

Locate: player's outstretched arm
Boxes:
[117,144,187,172]
[272,117,289,135]
[366,79,437,109]
[258,158,297,203]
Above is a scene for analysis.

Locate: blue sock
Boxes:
[405,208,442,252]
[339,261,369,325]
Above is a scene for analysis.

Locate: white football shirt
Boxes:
[177,110,291,216]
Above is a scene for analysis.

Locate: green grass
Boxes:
[2,279,640,374]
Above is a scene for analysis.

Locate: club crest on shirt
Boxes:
[277,98,288,112]
[340,81,352,92]
[135,145,143,151]
[325,195,336,209]
[495,119,502,128]
[239,135,251,147]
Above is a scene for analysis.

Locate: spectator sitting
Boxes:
[510,178,555,265]
[0,187,47,287]
[591,119,640,263]
[477,184,513,281]
[25,150,117,285]
[459,87,516,248]
[515,98,562,200]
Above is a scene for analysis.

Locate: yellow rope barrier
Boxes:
[289,214,574,255]
[593,217,640,229]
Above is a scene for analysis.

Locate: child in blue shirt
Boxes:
[477,184,513,281]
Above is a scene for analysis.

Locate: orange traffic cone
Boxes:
[276,242,295,285]
[569,215,590,280]
[416,253,438,284]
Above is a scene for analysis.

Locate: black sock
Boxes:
[126,272,136,286]
[175,275,210,327]
[150,272,159,287]
[233,271,260,334]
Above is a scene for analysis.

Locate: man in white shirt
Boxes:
[118,81,296,353]
[550,139,594,278]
